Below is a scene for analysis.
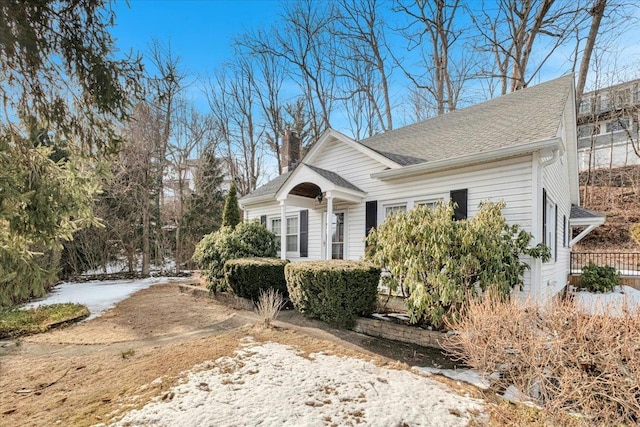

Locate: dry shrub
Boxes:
[255,288,284,327]
[443,293,640,426]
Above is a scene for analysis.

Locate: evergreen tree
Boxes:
[222,183,241,228]
[184,147,226,238]
[0,0,141,305]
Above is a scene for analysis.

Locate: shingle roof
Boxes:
[305,164,364,192]
[240,170,292,201]
[570,205,605,219]
[359,75,574,166]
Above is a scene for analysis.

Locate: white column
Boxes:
[326,195,333,260]
[280,200,287,260]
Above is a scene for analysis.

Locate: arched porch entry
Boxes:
[275,164,366,260]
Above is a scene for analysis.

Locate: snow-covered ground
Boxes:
[573,285,640,316]
[23,276,192,320]
[109,338,485,427]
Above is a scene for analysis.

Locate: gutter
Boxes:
[371,137,562,181]
[238,194,276,208]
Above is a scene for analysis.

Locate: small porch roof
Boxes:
[569,205,606,247]
[276,163,366,206]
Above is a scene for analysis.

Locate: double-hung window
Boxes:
[384,204,407,218]
[271,216,299,253]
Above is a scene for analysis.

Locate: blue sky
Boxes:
[112,1,282,77]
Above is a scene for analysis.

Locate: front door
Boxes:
[322,211,345,259]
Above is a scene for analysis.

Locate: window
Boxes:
[384,204,407,218]
[416,199,443,210]
[331,212,345,259]
[578,99,591,114]
[542,190,557,262]
[605,118,630,133]
[286,217,298,252]
[271,216,299,253]
[578,124,596,138]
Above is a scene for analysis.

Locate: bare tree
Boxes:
[166,99,215,272]
[395,0,473,115]
[333,0,395,135]
[206,58,264,196]
[241,0,338,143]
[470,0,582,95]
[147,40,188,266]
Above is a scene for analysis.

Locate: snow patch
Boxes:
[109,341,485,427]
[23,276,193,320]
[573,285,640,316]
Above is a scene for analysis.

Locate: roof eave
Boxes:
[371,137,562,181]
[239,194,275,207]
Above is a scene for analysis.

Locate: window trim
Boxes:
[269,214,300,258]
[542,189,557,263]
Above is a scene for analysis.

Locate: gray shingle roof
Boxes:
[240,170,292,201]
[360,75,574,166]
[570,205,605,219]
[304,164,364,192]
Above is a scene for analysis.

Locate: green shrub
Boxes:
[192,221,277,291]
[285,260,381,328]
[579,262,620,293]
[224,258,289,301]
[366,201,550,329]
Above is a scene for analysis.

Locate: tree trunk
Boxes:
[142,197,150,276]
[575,0,606,107]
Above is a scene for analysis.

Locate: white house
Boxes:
[239,75,604,303]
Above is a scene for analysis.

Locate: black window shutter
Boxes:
[450,189,468,221]
[542,189,547,245]
[563,215,567,247]
[365,201,378,245]
[260,215,267,227]
[299,210,308,257]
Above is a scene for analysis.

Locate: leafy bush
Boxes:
[285,260,380,328]
[192,221,277,291]
[224,258,289,301]
[579,262,620,293]
[366,201,550,328]
[443,293,640,427]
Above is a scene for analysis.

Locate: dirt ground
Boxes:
[0,282,462,427]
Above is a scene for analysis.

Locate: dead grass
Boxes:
[444,293,640,426]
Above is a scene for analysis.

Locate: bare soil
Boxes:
[0,282,461,427]
[577,166,640,251]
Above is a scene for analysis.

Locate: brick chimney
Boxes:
[281,129,300,173]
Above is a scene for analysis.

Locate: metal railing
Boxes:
[570,252,640,276]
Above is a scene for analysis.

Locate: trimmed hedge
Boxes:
[285,260,381,328]
[224,258,289,301]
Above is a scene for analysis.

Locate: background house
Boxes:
[577,79,640,171]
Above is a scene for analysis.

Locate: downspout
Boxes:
[532,147,560,302]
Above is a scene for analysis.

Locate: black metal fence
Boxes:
[570,252,640,276]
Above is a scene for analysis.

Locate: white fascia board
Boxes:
[371,137,562,181]
[304,128,401,169]
[281,194,317,209]
[239,194,275,208]
[329,189,366,203]
[569,217,606,227]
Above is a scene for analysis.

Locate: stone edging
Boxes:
[180,283,447,350]
[353,317,448,350]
